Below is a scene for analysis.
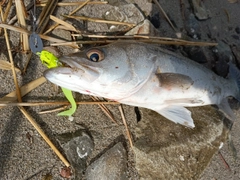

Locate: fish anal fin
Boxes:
[155,105,195,128]
[218,98,236,120]
[156,73,194,90]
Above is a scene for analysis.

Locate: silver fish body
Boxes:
[44,42,240,127]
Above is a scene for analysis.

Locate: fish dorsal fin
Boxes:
[156,73,194,90]
[155,105,195,128]
[218,98,236,121]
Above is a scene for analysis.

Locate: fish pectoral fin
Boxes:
[218,98,236,121]
[155,105,195,128]
[156,73,194,90]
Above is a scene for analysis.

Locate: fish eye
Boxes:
[86,48,104,62]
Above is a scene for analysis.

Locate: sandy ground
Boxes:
[0,0,240,179]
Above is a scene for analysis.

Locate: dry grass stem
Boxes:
[77,34,217,44]
[0,77,46,109]
[64,0,91,17]
[0,60,20,72]
[37,1,108,7]
[8,2,34,25]
[38,106,68,114]
[3,0,12,20]
[19,106,71,167]
[63,15,136,27]
[218,151,231,171]
[15,0,29,52]
[0,101,120,107]
[0,23,68,43]
[39,34,70,43]
[51,39,217,47]
[223,9,230,22]
[23,52,33,74]
[37,0,59,34]
[44,0,91,35]
[50,15,78,32]
[0,23,29,34]
[56,25,76,31]
[118,105,133,148]
[0,6,22,102]
[91,96,118,124]
[0,6,70,168]
[152,0,178,32]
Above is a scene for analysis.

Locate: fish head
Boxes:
[44,43,154,99]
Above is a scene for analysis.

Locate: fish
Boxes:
[44,42,240,128]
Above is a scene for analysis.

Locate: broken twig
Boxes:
[63,15,136,27]
[119,105,133,148]
[218,151,231,171]
[37,1,108,7]
[44,0,91,35]
[0,101,120,107]
[91,96,118,124]
[0,6,22,102]
[0,77,46,109]
[51,39,217,47]
[37,0,59,33]
[152,0,178,32]
[38,106,68,114]
[19,107,70,167]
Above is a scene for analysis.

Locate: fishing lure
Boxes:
[37,50,77,118]
[28,0,76,118]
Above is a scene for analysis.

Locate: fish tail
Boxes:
[228,63,240,101]
[217,63,240,121]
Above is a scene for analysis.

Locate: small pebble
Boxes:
[60,166,72,178]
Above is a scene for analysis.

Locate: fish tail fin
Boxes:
[217,63,240,121]
[228,63,240,101]
[218,98,236,121]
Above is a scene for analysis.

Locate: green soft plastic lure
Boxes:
[37,50,77,117]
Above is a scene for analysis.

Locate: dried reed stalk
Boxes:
[3,0,12,19]
[1,6,70,166]
[23,52,33,74]
[51,39,217,47]
[63,15,136,27]
[38,106,68,114]
[50,15,78,32]
[37,0,59,34]
[8,1,34,25]
[75,34,217,44]
[0,23,67,43]
[19,106,70,167]
[44,0,91,35]
[0,6,22,102]
[91,96,118,124]
[0,60,20,72]
[152,0,178,32]
[37,1,108,7]
[0,0,12,34]
[118,105,133,148]
[0,101,120,107]
[15,0,29,52]
[0,77,46,109]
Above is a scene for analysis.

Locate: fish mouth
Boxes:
[59,58,84,70]
[45,57,100,84]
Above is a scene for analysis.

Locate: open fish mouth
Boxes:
[44,57,100,85]
[59,58,83,70]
